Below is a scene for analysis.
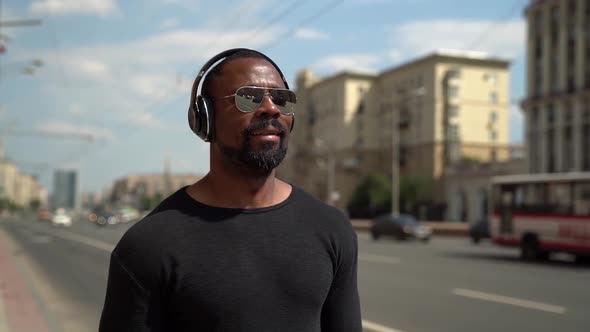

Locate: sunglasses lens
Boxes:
[235,87,296,114]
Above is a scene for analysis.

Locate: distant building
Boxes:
[14,173,43,208]
[0,159,18,202]
[110,173,202,208]
[445,159,526,223]
[522,0,590,173]
[53,169,79,209]
[281,50,517,214]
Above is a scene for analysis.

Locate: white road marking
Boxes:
[362,319,405,332]
[452,288,567,314]
[43,229,115,253]
[359,254,401,264]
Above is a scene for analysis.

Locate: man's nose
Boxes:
[255,95,281,118]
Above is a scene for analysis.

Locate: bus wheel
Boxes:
[521,235,541,260]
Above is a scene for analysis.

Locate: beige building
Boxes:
[0,159,45,208]
[522,0,590,173]
[0,159,18,202]
[110,173,202,206]
[281,50,517,212]
[445,159,525,223]
[14,173,43,208]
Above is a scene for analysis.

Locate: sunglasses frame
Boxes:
[211,85,296,116]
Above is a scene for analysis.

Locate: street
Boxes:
[1,216,589,332]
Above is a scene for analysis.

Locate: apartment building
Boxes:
[523,0,590,173]
[280,50,515,211]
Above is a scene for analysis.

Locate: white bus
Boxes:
[490,172,590,262]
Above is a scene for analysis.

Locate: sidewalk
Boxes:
[0,225,55,332]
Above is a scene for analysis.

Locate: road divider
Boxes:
[452,288,566,314]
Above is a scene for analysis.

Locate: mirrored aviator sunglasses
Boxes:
[216,86,296,115]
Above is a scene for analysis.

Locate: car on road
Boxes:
[51,208,72,227]
[89,210,119,226]
[370,213,432,242]
[37,208,52,222]
[469,220,490,244]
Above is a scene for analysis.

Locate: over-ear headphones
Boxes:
[188,48,294,142]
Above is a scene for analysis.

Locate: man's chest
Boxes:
[167,227,335,317]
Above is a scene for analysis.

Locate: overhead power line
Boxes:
[0,19,42,27]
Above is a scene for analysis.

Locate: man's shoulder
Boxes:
[113,189,191,258]
[291,185,352,232]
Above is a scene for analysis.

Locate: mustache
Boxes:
[244,118,287,135]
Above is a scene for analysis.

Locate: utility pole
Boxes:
[391,87,426,215]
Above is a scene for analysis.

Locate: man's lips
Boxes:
[249,127,283,136]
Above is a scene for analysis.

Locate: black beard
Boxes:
[220,118,288,174]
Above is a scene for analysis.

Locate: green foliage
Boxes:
[140,192,165,210]
[347,173,435,218]
[347,173,392,218]
[399,175,435,208]
[29,199,41,210]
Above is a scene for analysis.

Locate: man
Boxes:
[99,49,361,331]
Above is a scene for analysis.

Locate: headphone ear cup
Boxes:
[195,95,214,142]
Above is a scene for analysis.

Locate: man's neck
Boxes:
[188,167,288,209]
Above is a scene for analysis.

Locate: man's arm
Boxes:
[99,253,164,332]
[320,230,362,332]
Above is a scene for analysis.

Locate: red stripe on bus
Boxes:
[492,213,590,222]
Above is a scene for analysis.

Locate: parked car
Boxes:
[51,208,72,227]
[370,213,432,242]
[469,220,490,244]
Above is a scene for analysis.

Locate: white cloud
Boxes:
[72,58,111,81]
[390,19,526,60]
[295,28,329,40]
[509,104,524,144]
[38,121,115,141]
[30,0,120,17]
[158,18,179,30]
[313,54,381,73]
[67,103,84,115]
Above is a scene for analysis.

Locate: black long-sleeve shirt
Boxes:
[99,185,361,332]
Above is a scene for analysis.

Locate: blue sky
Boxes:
[0,0,529,194]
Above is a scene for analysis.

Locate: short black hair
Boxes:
[201,50,270,98]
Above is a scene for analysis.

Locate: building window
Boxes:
[547,128,555,173]
[447,69,461,79]
[448,106,459,117]
[447,86,459,98]
[547,103,555,124]
[564,126,573,171]
[584,124,590,171]
[564,103,573,123]
[448,124,460,141]
[489,92,498,104]
[489,131,497,141]
[484,73,497,85]
[490,111,498,123]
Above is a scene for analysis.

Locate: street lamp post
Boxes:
[391,87,426,215]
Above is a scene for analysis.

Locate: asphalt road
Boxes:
[1,216,589,332]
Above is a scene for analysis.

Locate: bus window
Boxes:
[548,182,573,215]
[574,182,590,216]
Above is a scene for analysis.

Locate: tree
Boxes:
[399,175,435,213]
[347,173,392,218]
[29,199,41,210]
